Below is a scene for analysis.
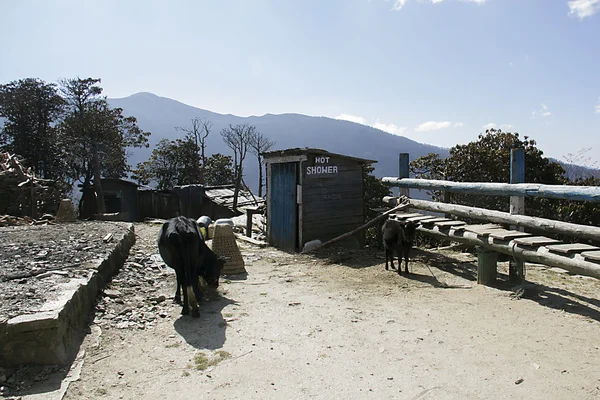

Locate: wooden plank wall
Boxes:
[139,191,180,220]
[301,155,364,244]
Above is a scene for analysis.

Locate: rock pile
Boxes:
[92,252,177,331]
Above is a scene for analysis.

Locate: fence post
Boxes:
[510,148,525,283]
[399,153,410,198]
[477,246,498,285]
[443,191,451,219]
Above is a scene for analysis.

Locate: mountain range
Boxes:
[108,92,448,194]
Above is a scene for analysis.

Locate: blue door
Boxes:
[269,163,297,251]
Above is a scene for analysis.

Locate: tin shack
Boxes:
[263,148,376,251]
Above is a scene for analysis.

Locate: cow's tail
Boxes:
[183,237,198,311]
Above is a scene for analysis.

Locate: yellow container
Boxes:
[199,226,208,240]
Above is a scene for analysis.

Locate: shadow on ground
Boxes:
[414,249,478,282]
[310,246,387,270]
[520,281,600,323]
[3,328,88,398]
[223,272,248,281]
[174,293,236,350]
[388,248,600,322]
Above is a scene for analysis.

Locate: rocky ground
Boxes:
[0,222,131,321]
[2,222,600,399]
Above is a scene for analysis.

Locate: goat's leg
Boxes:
[403,248,411,274]
[385,248,390,270]
[386,248,396,270]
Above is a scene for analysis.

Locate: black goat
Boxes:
[382,219,417,274]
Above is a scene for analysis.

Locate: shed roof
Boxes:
[203,185,265,212]
[262,148,377,164]
[96,178,139,187]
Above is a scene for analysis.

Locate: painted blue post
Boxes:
[510,149,525,185]
[399,153,410,198]
[510,148,525,283]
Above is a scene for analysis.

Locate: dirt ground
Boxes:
[9,222,600,400]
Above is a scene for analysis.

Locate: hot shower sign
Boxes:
[306,156,338,176]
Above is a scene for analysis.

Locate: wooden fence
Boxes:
[382,151,600,284]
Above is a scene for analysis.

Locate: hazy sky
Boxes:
[1,0,599,165]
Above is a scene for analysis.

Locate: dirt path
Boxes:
[45,223,600,399]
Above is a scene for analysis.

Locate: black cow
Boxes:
[382,219,417,274]
[158,216,224,317]
[173,229,224,305]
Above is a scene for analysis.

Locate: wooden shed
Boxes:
[138,188,180,220]
[80,178,140,221]
[171,184,264,220]
[263,148,376,251]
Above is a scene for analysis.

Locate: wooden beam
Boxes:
[416,225,600,280]
[383,197,600,242]
[420,217,451,226]
[392,213,423,220]
[512,236,562,247]
[546,243,600,255]
[235,233,268,247]
[382,178,600,202]
[582,251,600,263]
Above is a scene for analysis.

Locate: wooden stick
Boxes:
[2,262,82,282]
[301,201,410,254]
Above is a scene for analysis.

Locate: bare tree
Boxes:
[562,147,600,181]
[176,118,212,183]
[221,124,256,209]
[250,131,275,197]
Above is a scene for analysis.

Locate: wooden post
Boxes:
[443,191,451,219]
[399,153,410,198]
[246,207,258,238]
[510,148,525,283]
[477,246,498,285]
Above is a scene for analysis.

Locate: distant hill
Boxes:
[551,159,600,182]
[108,92,449,193]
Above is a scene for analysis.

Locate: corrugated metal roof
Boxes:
[204,185,264,212]
[262,148,377,164]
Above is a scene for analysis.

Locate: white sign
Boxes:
[306,156,339,176]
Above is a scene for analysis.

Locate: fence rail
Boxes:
[382,178,600,202]
[388,197,600,242]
